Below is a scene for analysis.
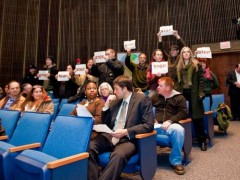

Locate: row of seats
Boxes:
[0,94,225,180]
[0,110,157,180]
[0,111,94,180]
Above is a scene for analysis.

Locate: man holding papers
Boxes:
[88,75,154,180]
[151,77,188,175]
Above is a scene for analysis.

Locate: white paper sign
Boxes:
[196,47,212,58]
[151,62,168,74]
[57,71,69,81]
[220,41,231,49]
[94,51,106,63]
[38,70,49,80]
[124,40,136,50]
[75,64,86,75]
[159,25,173,36]
[93,124,113,133]
[76,104,93,118]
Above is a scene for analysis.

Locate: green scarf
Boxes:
[177,62,195,86]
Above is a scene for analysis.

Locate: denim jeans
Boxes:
[156,123,185,165]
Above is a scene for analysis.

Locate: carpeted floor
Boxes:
[154,121,240,180]
[123,121,240,180]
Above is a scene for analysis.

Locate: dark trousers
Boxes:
[229,95,240,119]
[88,134,136,180]
[183,89,206,143]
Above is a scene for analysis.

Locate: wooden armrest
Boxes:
[47,152,89,169]
[0,135,8,140]
[135,130,156,139]
[179,118,191,124]
[204,111,213,115]
[9,143,41,153]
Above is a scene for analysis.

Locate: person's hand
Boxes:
[199,95,205,101]
[85,69,89,74]
[46,73,50,77]
[105,95,116,107]
[161,121,171,130]
[173,30,180,39]
[157,31,162,42]
[103,55,109,61]
[55,74,58,79]
[93,56,97,64]
[111,129,128,139]
[126,48,131,55]
[156,72,162,77]
[234,82,240,88]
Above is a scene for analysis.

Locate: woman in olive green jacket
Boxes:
[176,47,207,151]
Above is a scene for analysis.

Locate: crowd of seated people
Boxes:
[1,30,224,178]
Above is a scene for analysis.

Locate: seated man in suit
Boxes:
[151,77,188,175]
[88,75,154,180]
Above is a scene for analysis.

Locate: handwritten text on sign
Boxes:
[75,64,86,75]
[159,25,173,36]
[152,61,168,74]
[124,40,136,50]
[94,51,106,63]
[57,71,69,81]
[38,70,49,80]
[196,47,212,58]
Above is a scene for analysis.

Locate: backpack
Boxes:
[216,103,232,131]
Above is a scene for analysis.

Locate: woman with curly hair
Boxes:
[21,85,54,115]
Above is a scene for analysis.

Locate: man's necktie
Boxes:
[112,101,127,145]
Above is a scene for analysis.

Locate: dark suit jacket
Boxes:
[226,70,240,96]
[101,92,154,142]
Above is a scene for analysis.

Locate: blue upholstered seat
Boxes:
[14,115,93,180]
[58,104,76,116]
[0,112,52,180]
[156,119,192,165]
[98,131,157,180]
[0,110,20,140]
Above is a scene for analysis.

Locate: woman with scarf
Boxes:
[198,58,219,110]
[146,49,166,97]
[21,85,54,115]
[176,47,207,151]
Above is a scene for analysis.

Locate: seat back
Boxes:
[42,115,93,159]
[52,103,59,120]
[58,104,76,116]
[211,94,224,112]
[203,97,210,112]
[52,98,60,104]
[9,112,52,147]
[59,98,79,109]
[0,110,20,139]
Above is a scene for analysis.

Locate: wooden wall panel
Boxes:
[0,0,240,85]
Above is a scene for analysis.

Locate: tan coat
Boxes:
[23,96,54,115]
[0,95,25,111]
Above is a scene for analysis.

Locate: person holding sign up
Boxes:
[37,56,59,98]
[125,48,148,94]
[146,49,167,97]
[55,64,79,98]
[157,30,186,87]
[92,48,124,87]
[176,47,207,151]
